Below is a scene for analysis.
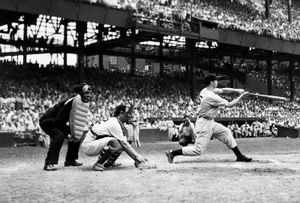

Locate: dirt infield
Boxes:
[1,137,300,203]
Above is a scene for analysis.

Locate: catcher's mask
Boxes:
[80,84,93,103]
[114,105,134,123]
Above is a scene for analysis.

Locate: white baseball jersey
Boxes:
[198,88,229,118]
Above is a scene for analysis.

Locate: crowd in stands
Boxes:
[240,61,300,102]
[227,120,278,138]
[80,0,300,41]
[1,60,300,137]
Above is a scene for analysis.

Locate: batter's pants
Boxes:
[182,117,237,156]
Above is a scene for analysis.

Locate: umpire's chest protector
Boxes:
[69,94,90,142]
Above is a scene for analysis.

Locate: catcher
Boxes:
[81,104,149,171]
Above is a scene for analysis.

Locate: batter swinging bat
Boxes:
[248,93,288,101]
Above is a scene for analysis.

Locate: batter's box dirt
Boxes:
[244,167,297,174]
[253,159,283,164]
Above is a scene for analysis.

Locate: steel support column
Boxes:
[63,20,68,69]
[289,59,295,100]
[23,19,28,65]
[76,21,86,82]
[159,36,164,76]
[130,45,136,75]
[266,52,272,95]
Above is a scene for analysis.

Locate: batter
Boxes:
[166,75,252,163]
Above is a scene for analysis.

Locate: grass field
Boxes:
[0,137,300,203]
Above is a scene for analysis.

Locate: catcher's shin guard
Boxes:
[103,139,123,168]
[96,147,111,165]
[103,151,122,168]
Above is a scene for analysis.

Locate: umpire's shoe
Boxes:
[43,164,57,171]
[165,150,174,163]
[64,160,83,167]
[236,155,252,162]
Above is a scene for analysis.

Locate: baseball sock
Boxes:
[171,149,182,156]
[231,146,243,158]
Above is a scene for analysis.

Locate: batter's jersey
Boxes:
[83,117,127,143]
[198,88,229,118]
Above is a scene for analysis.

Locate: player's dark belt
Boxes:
[90,129,110,140]
[198,116,213,120]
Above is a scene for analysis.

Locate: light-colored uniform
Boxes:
[183,88,237,156]
[81,117,127,156]
[132,110,141,147]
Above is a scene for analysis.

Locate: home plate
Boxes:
[267,159,282,164]
[231,163,244,168]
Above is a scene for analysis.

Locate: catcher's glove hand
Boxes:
[134,160,156,170]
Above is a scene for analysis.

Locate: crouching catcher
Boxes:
[81,105,148,171]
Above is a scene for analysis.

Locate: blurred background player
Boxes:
[177,114,195,146]
[39,83,93,171]
[132,106,141,147]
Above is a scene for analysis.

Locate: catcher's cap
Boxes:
[114,104,132,117]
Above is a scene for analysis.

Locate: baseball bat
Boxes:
[248,93,288,101]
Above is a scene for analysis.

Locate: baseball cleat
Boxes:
[43,164,57,171]
[110,162,122,167]
[165,150,174,163]
[93,162,105,171]
[236,155,252,162]
[64,160,83,167]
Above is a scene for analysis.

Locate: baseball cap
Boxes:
[114,104,132,117]
[204,75,218,86]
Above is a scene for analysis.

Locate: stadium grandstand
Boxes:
[1,0,300,143]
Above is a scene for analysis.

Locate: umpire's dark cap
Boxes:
[204,75,218,86]
[73,83,92,94]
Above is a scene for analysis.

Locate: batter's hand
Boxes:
[241,91,249,97]
[237,89,245,94]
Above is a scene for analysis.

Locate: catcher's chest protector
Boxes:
[69,94,90,142]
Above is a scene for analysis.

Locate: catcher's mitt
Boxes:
[134,160,157,170]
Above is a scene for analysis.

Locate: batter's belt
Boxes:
[198,116,213,120]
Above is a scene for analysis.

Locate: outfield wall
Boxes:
[1,123,299,147]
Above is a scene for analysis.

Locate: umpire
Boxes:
[39,83,93,171]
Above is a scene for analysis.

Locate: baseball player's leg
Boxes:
[133,126,141,147]
[136,126,141,147]
[103,139,123,168]
[81,136,115,156]
[125,124,134,145]
[93,138,123,171]
[212,122,252,162]
[179,135,192,146]
[182,119,213,156]
[65,140,82,166]
[43,127,65,171]
[166,118,213,163]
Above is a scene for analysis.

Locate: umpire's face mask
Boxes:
[80,85,93,103]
